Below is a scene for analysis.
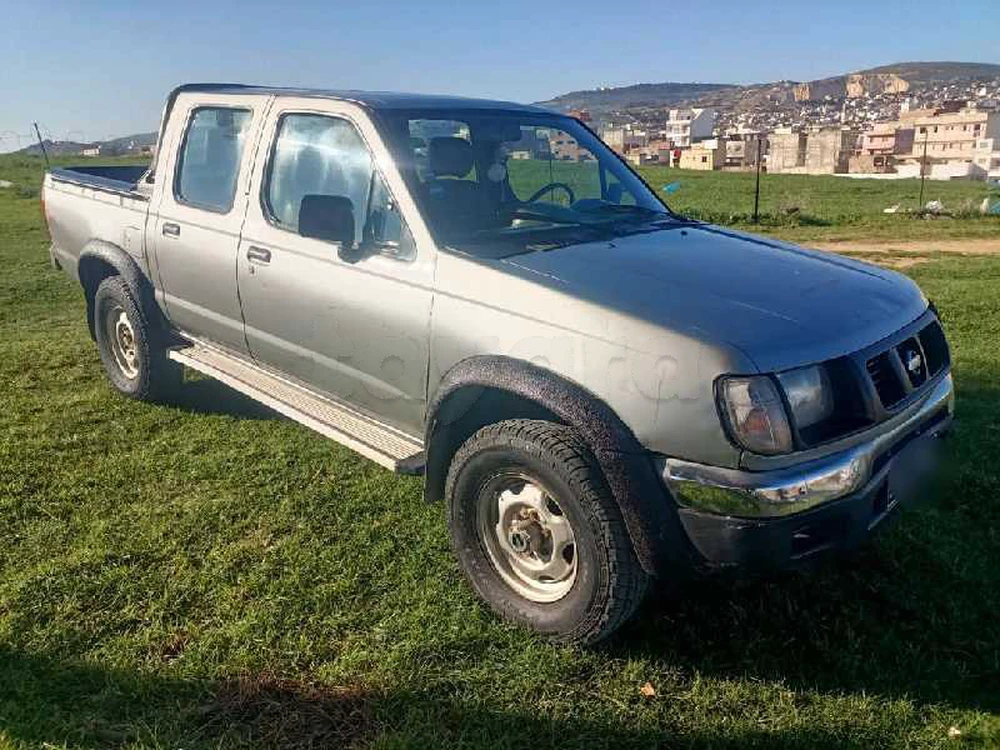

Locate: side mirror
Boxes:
[299,194,355,248]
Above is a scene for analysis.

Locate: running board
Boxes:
[169,342,424,473]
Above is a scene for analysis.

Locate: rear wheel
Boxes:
[93,276,180,401]
[446,419,648,645]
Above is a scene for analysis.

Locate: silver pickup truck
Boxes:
[42,83,954,644]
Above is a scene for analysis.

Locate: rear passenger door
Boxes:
[237,98,436,435]
[149,94,270,352]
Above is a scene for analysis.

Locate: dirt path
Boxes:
[811,238,1000,256]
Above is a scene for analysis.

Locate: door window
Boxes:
[264,113,414,259]
[174,107,252,212]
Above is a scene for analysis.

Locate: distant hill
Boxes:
[536,61,1000,114]
[99,131,157,152]
[16,131,156,156]
[792,61,1000,102]
[860,61,1000,80]
[18,139,97,156]
[534,82,736,113]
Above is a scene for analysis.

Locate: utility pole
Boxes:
[918,132,928,210]
[752,137,763,223]
[33,122,50,170]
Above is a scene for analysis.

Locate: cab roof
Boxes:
[172,83,555,114]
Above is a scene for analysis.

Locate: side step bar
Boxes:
[169,342,425,474]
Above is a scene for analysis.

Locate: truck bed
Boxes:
[44,164,153,282]
[49,165,149,195]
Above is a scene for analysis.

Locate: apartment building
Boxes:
[600,126,649,155]
[679,138,725,170]
[896,105,1000,173]
[849,123,915,174]
[543,129,595,162]
[973,137,1000,180]
[665,107,715,148]
[860,122,915,156]
[602,127,626,151]
[723,132,766,169]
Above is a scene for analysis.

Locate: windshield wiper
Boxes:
[583,204,672,219]
[507,206,602,226]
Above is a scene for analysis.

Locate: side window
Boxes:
[175,107,252,212]
[265,113,414,259]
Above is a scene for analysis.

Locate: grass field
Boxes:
[504,154,999,243]
[1,154,999,748]
[636,165,999,244]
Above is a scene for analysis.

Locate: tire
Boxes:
[446,419,648,645]
[92,275,180,402]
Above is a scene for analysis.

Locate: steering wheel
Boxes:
[526,182,576,205]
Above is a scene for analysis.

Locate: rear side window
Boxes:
[175,107,252,212]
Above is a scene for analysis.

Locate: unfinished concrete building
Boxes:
[805,127,858,174]
[766,129,807,173]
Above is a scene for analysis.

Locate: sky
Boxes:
[1,0,997,152]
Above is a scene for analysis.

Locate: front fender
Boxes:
[426,355,693,576]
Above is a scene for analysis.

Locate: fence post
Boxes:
[752,138,763,223]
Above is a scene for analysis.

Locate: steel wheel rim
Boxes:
[476,471,578,603]
[105,304,140,380]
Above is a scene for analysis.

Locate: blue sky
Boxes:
[1,0,996,151]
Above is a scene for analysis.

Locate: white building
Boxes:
[973,137,1000,180]
[666,108,715,148]
[897,105,1000,177]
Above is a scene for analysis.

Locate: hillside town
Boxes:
[10,72,1000,184]
[586,76,1000,181]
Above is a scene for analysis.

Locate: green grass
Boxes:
[1,154,999,748]
[504,156,999,243]
[636,166,999,243]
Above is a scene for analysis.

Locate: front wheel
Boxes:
[446,419,648,645]
[93,276,180,402]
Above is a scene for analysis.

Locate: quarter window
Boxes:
[175,107,252,212]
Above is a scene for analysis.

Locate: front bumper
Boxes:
[659,372,953,568]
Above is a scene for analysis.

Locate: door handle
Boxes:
[162,222,180,238]
[246,246,272,263]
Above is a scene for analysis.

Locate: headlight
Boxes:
[777,365,834,429]
[718,375,793,455]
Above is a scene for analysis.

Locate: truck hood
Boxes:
[495,224,927,372]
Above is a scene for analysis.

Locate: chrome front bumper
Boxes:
[659,373,954,518]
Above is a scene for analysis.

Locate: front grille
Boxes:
[919,320,950,375]
[865,320,949,410]
[866,351,905,408]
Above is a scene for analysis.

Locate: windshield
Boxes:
[376,109,674,257]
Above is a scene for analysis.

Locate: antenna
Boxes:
[33,122,51,170]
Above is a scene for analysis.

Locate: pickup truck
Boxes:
[42,83,954,644]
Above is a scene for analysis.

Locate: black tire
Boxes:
[92,275,180,402]
[446,419,648,645]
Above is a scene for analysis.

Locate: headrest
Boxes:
[428,137,474,178]
[292,145,325,180]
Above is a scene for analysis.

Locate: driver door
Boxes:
[236,98,436,435]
